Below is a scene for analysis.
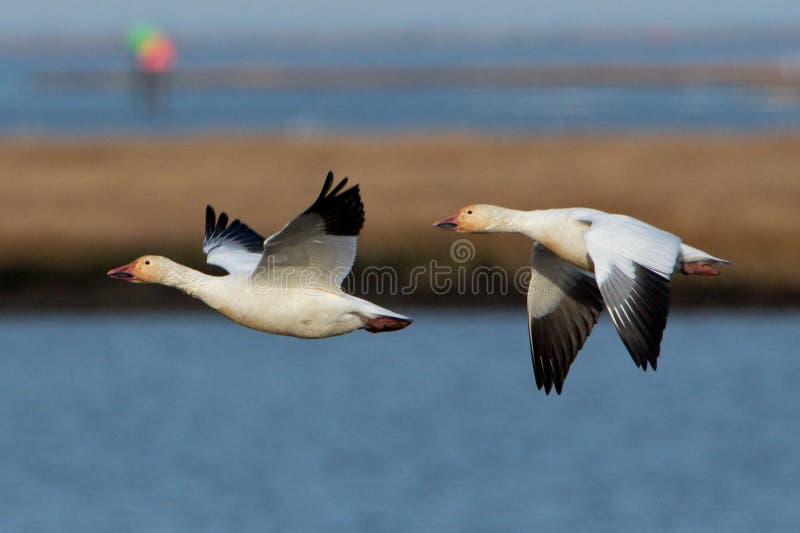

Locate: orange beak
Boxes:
[433,214,459,231]
[107,261,139,282]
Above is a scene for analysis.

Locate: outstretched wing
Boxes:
[582,214,680,371]
[203,206,265,274]
[527,243,604,395]
[257,171,365,288]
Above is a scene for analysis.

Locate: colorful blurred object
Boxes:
[126,23,176,74]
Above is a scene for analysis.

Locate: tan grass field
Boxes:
[1,133,798,305]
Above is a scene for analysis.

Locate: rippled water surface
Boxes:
[0,310,798,531]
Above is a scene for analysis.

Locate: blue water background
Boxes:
[4,37,800,134]
[0,310,797,531]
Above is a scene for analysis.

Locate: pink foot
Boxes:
[364,316,412,333]
[682,262,720,276]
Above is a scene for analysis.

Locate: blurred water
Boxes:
[0,310,797,531]
[5,39,800,134]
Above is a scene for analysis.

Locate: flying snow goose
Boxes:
[434,205,729,395]
[108,171,412,338]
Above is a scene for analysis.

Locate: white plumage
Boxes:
[109,172,412,338]
[434,204,729,394]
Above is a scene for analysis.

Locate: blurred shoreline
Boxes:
[1,132,798,310]
[32,62,800,92]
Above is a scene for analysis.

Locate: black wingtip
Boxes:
[304,170,365,236]
[205,205,216,238]
[317,170,349,197]
[216,212,229,233]
[329,176,348,197]
[607,263,670,374]
[320,171,334,196]
[202,205,265,255]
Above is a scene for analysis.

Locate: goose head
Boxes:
[433,204,505,233]
[107,255,171,284]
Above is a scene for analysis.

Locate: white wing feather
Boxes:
[581,213,680,370]
[202,206,265,275]
[256,172,364,289]
[580,213,681,283]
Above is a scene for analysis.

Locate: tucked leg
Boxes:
[364,316,413,333]
[681,261,721,276]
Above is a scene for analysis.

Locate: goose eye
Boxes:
[145,260,150,265]
[467,210,473,215]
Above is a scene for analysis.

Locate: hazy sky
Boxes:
[4,0,800,36]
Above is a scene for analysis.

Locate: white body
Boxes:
[110,174,411,339]
[497,207,724,273]
[441,204,729,395]
[163,267,404,339]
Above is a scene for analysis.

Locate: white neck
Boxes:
[484,206,557,240]
[161,262,220,303]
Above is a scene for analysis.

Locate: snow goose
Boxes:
[434,205,729,394]
[108,172,412,338]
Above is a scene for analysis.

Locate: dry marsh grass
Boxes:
[1,133,798,303]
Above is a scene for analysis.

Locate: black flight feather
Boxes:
[203,205,265,254]
[304,171,365,236]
